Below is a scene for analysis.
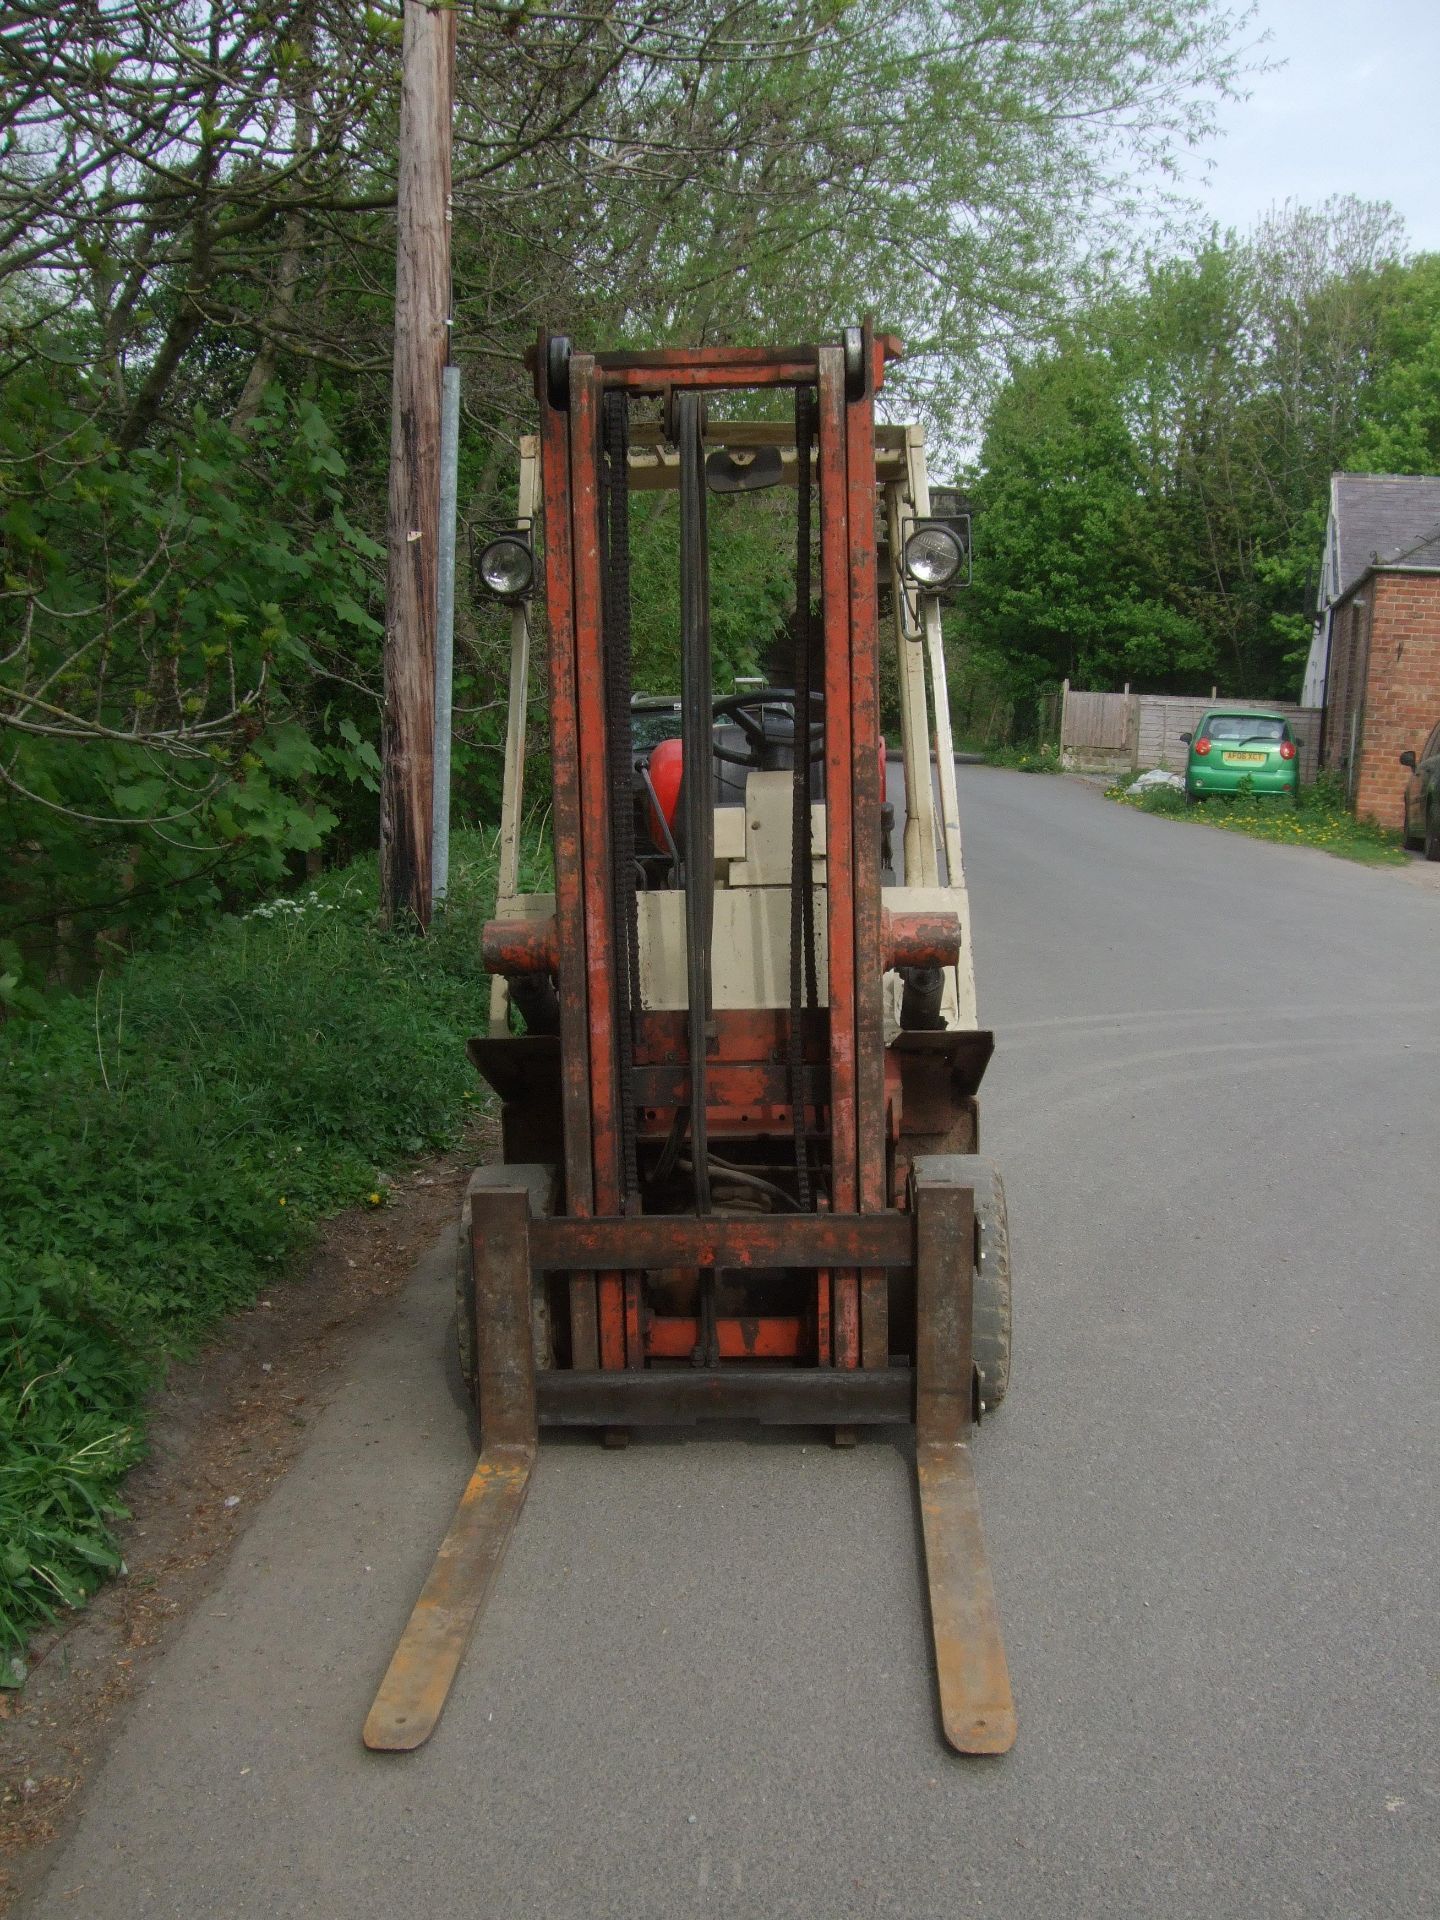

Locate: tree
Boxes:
[963,199,1425,709]
[967,337,1210,695]
[2,0,1258,981]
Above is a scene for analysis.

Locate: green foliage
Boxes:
[1108,772,1407,864]
[1,1267,150,1674]
[0,831,507,1661]
[966,207,1435,709]
[966,338,1212,697]
[627,487,801,693]
[1350,255,1440,474]
[976,743,1062,774]
[1,372,385,989]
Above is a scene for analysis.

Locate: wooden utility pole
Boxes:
[380,0,455,928]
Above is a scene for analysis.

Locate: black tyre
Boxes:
[456,1202,478,1400]
[1426,803,1440,863]
[972,1165,1012,1412]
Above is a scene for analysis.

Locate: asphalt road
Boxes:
[28,771,1440,1920]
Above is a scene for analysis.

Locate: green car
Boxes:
[1181,709,1300,804]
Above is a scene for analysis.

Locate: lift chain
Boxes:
[602,389,641,1203]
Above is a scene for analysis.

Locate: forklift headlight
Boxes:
[477,533,534,601]
[902,520,965,591]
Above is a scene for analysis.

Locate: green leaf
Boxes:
[255,723,318,779]
[331,593,381,635]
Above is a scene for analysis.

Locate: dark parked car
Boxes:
[1399,719,1440,860]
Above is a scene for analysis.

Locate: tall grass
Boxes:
[1,831,518,1672]
[1108,772,1406,864]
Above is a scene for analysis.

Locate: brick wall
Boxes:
[1352,572,1440,827]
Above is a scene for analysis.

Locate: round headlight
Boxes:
[903,522,964,590]
[478,534,534,600]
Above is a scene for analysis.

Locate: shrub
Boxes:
[1107,774,1406,863]
[0,831,514,1668]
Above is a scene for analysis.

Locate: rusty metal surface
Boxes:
[914,1441,1016,1755]
[596,344,819,372]
[528,1211,912,1272]
[481,915,559,975]
[536,1367,912,1426]
[633,1006,829,1061]
[363,1183,539,1752]
[845,327,889,1371]
[817,344,859,1368]
[911,1163,1016,1754]
[630,1059,828,1109]
[538,344,594,1225]
[882,907,963,971]
[540,350,599,1367]
[646,1315,803,1360]
[568,361,627,1373]
[891,1028,994,1102]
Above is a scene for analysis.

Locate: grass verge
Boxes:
[958,743,1062,773]
[1106,774,1407,864]
[0,829,529,1675]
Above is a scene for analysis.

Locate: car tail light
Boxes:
[1279,739,1296,761]
[1194,737,1211,756]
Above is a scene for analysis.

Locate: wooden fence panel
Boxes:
[1062,685,1322,781]
[1064,690,1134,752]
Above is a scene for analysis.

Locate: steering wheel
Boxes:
[710,688,825,768]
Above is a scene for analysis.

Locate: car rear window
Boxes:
[1203,715,1286,742]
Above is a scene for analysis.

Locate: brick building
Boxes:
[1303,474,1440,828]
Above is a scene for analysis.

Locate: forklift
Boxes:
[364,326,1016,1756]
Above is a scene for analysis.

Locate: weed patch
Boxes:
[970,743,1063,774]
[1107,774,1407,864]
[0,830,525,1669]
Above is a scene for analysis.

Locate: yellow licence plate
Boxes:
[1222,751,1266,764]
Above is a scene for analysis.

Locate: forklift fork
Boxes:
[363,1181,538,1752]
[363,1162,1014,1755]
[912,1160,1016,1753]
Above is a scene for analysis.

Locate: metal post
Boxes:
[431,363,461,907]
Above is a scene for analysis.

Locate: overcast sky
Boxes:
[1182,0,1440,251]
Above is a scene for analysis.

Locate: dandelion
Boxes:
[279,1195,287,1207]
[368,1190,382,1206]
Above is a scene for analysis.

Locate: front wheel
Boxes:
[1426,803,1440,863]
[972,1166,1012,1412]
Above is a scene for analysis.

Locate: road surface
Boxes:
[27,771,1440,1919]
